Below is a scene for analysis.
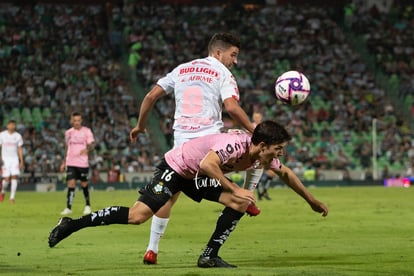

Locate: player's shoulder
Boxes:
[221,130,250,144]
[206,56,232,74]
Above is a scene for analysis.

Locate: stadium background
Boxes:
[1,0,413,190]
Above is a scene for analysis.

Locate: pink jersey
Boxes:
[64,126,95,168]
[165,132,281,179]
[157,56,240,139]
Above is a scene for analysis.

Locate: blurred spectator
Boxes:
[381,165,391,180]
[107,164,120,183]
[2,2,412,177]
[341,168,352,184]
[333,149,351,170]
[361,167,374,180]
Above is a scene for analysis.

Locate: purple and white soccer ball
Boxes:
[274,70,311,106]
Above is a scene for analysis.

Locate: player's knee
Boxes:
[234,202,249,213]
[128,202,154,225]
[128,210,150,225]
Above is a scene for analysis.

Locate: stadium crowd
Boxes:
[0,3,159,179]
[1,1,413,182]
[119,2,413,176]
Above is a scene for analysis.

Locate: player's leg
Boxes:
[0,177,2,202]
[1,176,10,201]
[243,168,264,216]
[243,168,264,191]
[143,192,180,264]
[1,166,11,201]
[48,202,151,248]
[263,178,272,200]
[61,167,77,215]
[9,175,18,203]
[197,191,249,268]
[49,165,180,248]
[80,167,91,215]
[9,161,21,203]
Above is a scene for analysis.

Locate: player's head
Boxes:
[7,120,16,133]
[70,112,82,129]
[251,120,292,167]
[252,112,263,125]
[208,32,240,70]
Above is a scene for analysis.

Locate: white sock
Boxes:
[1,181,9,194]
[243,168,264,191]
[146,215,170,253]
[10,179,18,200]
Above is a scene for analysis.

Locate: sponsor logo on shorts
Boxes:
[194,177,221,190]
[152,182,164,194]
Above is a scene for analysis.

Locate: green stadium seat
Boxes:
[129,117,137,128]
[22,107,32,123]
[404,94,413,106]
[42,107,51,118]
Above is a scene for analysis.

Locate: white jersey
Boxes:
[157,56,240,140]
[0,130,23,162]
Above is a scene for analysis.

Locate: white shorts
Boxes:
[173,136,192,148]
[174,130,222,148]
[2,160,20,177]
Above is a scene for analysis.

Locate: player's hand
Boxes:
[130,126,146,143]
[80,149,88,155]
[309,199,328,217]
[19,162,24,170]
[60,163,66,173]
[233,187,256,204]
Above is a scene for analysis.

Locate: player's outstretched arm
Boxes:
[130,85,166,142]
[275,164,328,217]
[223,98,255,134]
[200,150,256,203]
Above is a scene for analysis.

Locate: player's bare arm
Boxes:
[130,85,167,142]
[80,142,95,155]
[275,164,328,217]
[18,146,24,169]
[60,144,68,172]
[223,97,255,134]
[199,150,256,203]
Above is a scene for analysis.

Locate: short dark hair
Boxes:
[208,32,241,54]
[7,119,16,124]
[71,112,81,117]
[251,120,292,146]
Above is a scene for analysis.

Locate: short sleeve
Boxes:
[17,134,23,147]
[220,73,240,102]
[270,158,282,171]
[86,128,95,144]
[157,69,177,95]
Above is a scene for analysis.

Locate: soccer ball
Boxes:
[274,70,311,106]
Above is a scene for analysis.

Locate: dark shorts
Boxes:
[138,159,223,213]
[66,166,89,182]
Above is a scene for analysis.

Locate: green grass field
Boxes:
[0,186,413,276]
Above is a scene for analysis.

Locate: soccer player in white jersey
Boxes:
[129,32,263,264]
[60,112,95,215]
[0,120,24,203]
[49,121,329,268]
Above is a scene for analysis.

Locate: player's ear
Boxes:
[212,48,222,60]
[258,142,267,152]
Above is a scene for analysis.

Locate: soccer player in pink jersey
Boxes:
[0,120,24,203]
[130,32,263,265]
[49,121,329,268]
[60,112,95,215]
